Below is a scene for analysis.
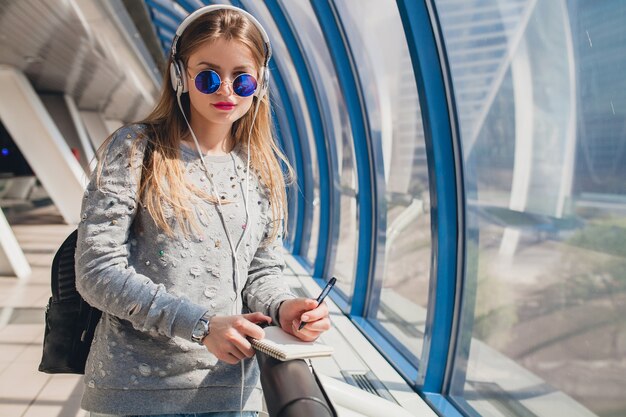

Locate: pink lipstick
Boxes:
[212,102,236,111]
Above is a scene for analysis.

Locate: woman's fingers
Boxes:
[297,317,331,333]
[242,311,272,325]
[299,301,329,324]
[237,314,270,340]
[291,316,331,342]
[292,324,322,342]
[230,334,256,358]
[203,314,270,363]
[278,298,332,341]
[222,352,240,365]
[228,348,247,361]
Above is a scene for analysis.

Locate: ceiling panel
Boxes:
[0,0,157,121]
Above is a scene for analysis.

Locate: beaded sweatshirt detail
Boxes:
[75,124,296,415]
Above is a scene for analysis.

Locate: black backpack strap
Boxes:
[50,229,79,302]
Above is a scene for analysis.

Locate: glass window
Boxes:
[280,0,359,301]
[334,0,432,363]
[241,0,320,266]
[271,90,298,250]
[436,0,626,416]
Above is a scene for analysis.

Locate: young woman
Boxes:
[76,5,330,417]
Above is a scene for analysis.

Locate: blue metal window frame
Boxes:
[177,0,205,11]
[424,394,467,417]
[144,0,184,52]
[145,0,186,22]
[264,0,331,278]
[274,0,344,289]
[397,0,465,405]
[325,0,437,376]
[155,27,176,54]
[150,8,181,32]
[266,60,306,254]
[310,0,376,316]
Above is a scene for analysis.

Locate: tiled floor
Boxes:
[0,220,86,417]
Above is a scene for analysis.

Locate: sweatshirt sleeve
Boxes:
[243,213,297,325]
[75,125,207,340]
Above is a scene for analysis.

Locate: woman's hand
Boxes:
[202,312,271,364]
[278,298,331,342]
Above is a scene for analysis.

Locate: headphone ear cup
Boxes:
[169,61,179,94]
[256,66,270,100]
[169,60,188,95]
[178,60,189,93]
[263,68,270,95]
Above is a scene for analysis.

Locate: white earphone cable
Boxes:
[175,93,249,291]
[176,90,263,417]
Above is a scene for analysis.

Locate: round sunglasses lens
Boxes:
[195,70,221,94]
[233,74,257,97]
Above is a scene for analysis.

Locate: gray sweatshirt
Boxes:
[75,124,296,415]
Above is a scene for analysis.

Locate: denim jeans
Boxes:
[90,412,258,417]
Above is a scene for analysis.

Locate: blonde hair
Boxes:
[100,8,293,244]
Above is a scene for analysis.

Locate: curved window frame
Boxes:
[310,0,378,315]
[278,0,362,308]
[397,0,465,407]
[267,60,305,251]
[264,0,333,278]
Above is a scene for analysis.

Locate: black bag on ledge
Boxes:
[38,229,102,374]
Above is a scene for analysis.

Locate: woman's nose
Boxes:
[216,79,233,96]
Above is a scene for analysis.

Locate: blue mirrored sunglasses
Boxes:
[192,70,258,97]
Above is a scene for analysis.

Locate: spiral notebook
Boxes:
[251,326,334,361]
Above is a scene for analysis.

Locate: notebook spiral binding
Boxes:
[251,339,287,361]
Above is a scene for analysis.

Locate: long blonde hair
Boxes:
[103,9,293,243]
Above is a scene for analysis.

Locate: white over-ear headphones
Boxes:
[168,4,272,100]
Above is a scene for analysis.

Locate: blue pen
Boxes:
[298,277,336,331]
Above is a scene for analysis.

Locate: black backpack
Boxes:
[38,229,102,374]
[38,137,152,374]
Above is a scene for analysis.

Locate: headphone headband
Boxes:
[170,5,272,65]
